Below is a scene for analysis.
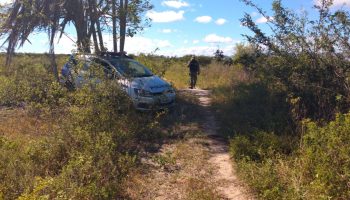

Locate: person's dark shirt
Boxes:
[188,59,199,73]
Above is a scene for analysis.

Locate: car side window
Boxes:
[93,58,117,79]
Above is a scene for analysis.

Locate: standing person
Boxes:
[187,55,200,89]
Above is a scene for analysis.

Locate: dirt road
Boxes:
[126,89,254,199]
[181,89,253,200]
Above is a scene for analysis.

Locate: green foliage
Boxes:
[0,55,159,199]
[232,43,261,72]
[214,49,224,61]
[299,113,350,199]
[230,132,292,162]
[227,3,350,197]
[236,159,286,199]
[240,0,350,121]
[229,111,350,199]
[135,54,174,77]
[0,137,30,199]
[216,83,293,136]
[0,54,67,110]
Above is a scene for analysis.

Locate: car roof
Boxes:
[71,52,133,62]
[98,52,133,59]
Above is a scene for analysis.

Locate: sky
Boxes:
[0,0,350,56]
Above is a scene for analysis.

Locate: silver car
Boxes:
[61,54,176,111]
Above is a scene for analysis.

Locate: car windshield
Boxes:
[108,58,153,78]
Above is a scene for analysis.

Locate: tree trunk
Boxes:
[112,0,118,53]
[119,0,128,53]
[49,25,59,82]
[91,23,100,53]
[70,0,91,53]
[96,20,105,51]
[88,0,99,53]
[91,0,105,51]
[76,28,91,53]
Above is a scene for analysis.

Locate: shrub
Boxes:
[300,113,350,199]
[217,83,293,136]
[229,113,350,199]
[230,132,286,162]
[0,71,154,199]
[0,59,67,113]
[236,159,286,200]
[19,131,136,199]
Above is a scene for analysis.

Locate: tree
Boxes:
[0,0,65,80]
[214,49,224,61]
[233,43,261,71]
[112,0,118,52]
[119,0,128,52]
[119,0,152,52]
[0,0,152,79]
[240,0,350,120]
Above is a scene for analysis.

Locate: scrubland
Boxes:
[0,53,349,199]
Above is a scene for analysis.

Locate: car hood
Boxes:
[132,75,171,93]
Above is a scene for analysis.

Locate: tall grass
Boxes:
[1,53,349,199]
[0,54,162,199]
[204,62,350,198]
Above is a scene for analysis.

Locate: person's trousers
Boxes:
[190,72,198,88]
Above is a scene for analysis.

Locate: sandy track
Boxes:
[179,89,254,200]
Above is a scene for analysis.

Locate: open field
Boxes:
[0,53,350,199]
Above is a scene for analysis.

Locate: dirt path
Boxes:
[125,89,254,199]
[181,89,253,200]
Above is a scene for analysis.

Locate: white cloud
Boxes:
[204,34,234,43]
[194,16,212,23]
[192,40,199,44]
[215,18,227,25]
[15,32,77,54]
[0,0,13,6]
[256,16,273,24]
[315,0,350,8]
[157,40,172,48]
[161,0,189,9]
[167,44,236,57]
[251,12,258,17]
[146,10,185,23]
[162,29,172,33]
[124,37,172,54]
[88,34,173,55]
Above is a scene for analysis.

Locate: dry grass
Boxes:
[164,61,239,90]
[124,137,220,200]
[0,108,58,142]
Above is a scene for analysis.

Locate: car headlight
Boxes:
[134,88,153,97]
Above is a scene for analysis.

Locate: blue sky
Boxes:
[0,0,349,56]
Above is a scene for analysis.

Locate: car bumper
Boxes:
[132,93,176,111]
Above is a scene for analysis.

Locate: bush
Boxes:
[230,132,290,162]
[0,59,67,112]
[216,82,293,136]
[0,69,155,199]
[19,131,136,199]
[236,159,286,199]
[299,113,350,199]
[229,113,350,199]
